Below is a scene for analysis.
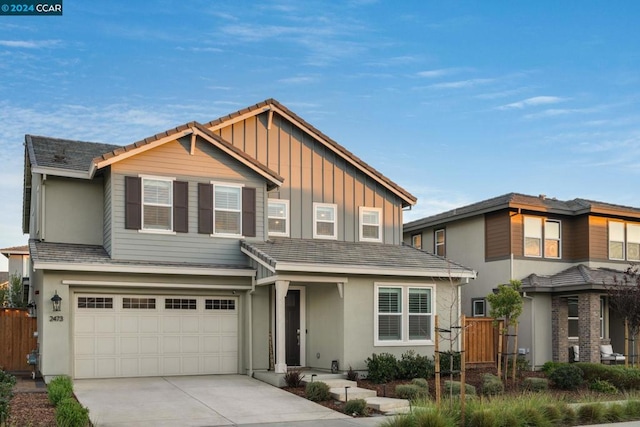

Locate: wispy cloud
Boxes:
[497,96,566,110]
[475,87,532,100]
[0,39,60,48]
[277,76,318,84]
[427,78,494,89]
[416,68,466,78]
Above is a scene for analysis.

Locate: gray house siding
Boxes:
[110,137,266,264]
[44,176,104,245]
[216,114,404,244]
[103,169,112,255]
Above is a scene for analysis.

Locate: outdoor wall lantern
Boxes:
[51,291,62,312]
[27,301,37,317]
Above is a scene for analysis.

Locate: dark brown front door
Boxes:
[285,289,301,366]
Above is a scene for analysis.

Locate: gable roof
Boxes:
[1,245,29,258]
[521,264,624,293]
[241,238,476,278]
[404,192,640,231]
[204,99,417,208]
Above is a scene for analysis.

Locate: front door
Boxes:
[285,289,301,366]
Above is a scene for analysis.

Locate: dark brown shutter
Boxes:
[198,183,213,234]
[242,187,256,237]
[173,181,188,233]
[125,176,141,230]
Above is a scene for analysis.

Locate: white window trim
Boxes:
[609,221,626,261]
[435,229,445,257]
[268,199,290,237]
[524,216,542,258]
[472,298,486,317]
[359,206,383,242]
[139,174,175,234]
[374,282,435,346]
[544,219,562,259]
[568,296,579,340]
[411,233,422,249]
[627,223,640,261]
[313,202,338,240]
[212,181,244,238]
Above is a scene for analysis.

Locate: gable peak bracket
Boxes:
[190,132,196,155]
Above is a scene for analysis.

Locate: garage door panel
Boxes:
[74,294,238,378]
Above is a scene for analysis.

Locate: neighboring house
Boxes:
[23,99,476,381]
[1,245,30,305]
[403,193,640,367]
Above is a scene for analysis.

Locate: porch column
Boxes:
[578,293,601,363]
[552,296,569,362]
[275,280,290,373]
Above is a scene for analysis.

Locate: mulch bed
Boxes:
[7,392,57,427]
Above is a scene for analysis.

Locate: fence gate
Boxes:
[464,317,499,365]
[0,308,37,371]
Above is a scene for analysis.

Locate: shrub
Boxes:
[605,403,625,422]
[365,353,398,383]
[0,370,16,387]
[562,405,577,425]
[590,378,618,394]
[344,398,368,416]
[398,350,434,380]
[541,361,563,376]
[55,397,90,427]
[412,409,454,427]
[437,351,461,374]
[481,374,504,396]
[505,355,531,377]
[48,375,74,406]
[395,384,428,400]
[305,381,331,402]
[516,406,546,426]
[444,380,476,396]
[468,409,496,427]
[577,403,606,424]
[411,377,429,391]
[283,369,305,387]
[548,364,583,390]
[541,404,562,423]
[522,377,549,392]
[346,366,359,382]
[624,400,640,418]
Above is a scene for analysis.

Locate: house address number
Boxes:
[49,315,64,322]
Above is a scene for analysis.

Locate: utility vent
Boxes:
[53,147,67,163]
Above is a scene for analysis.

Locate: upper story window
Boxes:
[524,217,561,258]
[375,284,433,345]
[142,177,173,231]
[313,203,337,240]
[435,229,445,257]
[268,199,289,237]
[609,221,625,260]
[628,224,640,262]
[214,184,242,236]
[359,207,382,242]
[411,234,422,249]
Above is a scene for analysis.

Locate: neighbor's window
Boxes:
[609,221,625,260]
[544,220,561,258]
[375,284,433,345]
[313,203,337,239]
[568,297,578,339]
[435,229,446,257]
[411,234,422,249]
[524,217,542,257]
[268,199,289,237]
[359,207,382,242]
[142,177,173,231]
[472,299,486,317]
[628,224,640,262]
[214,184,242,236]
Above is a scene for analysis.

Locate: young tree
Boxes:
[487,280,523,382]
[6,273,27,308]
[606,265,640,366]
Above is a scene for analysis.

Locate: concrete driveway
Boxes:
[74,375,383,427]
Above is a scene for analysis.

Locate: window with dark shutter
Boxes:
[198,183,213,234]
[125,176,141,230]
[173,181,188,233]
[242,187,256,237]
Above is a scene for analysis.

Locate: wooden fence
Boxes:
[464,317,499,365]
[0,308,37,371]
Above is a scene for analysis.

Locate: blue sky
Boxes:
[1,1,639,270]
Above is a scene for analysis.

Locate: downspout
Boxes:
[247,276,256,377]
[457,278,469,352]
[522,292,535,370]
[41,174,47,241]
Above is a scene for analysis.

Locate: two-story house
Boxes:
[403,193,640,367]
[23,99,476,381]
[1,245,30,306]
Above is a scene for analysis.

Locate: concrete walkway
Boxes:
[73,375,390,427]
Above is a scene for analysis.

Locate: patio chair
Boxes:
[600,344,625,364]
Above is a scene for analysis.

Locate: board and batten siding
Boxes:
[215,113,405,244]
[485,210,511,261]
[588,216,609,261]
[109,137,266,264]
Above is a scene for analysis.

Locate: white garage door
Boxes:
[74,294,238,379]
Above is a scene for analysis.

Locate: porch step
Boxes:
[308,378,358,388]
[365,396,411,414]
[329,385,377,401]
